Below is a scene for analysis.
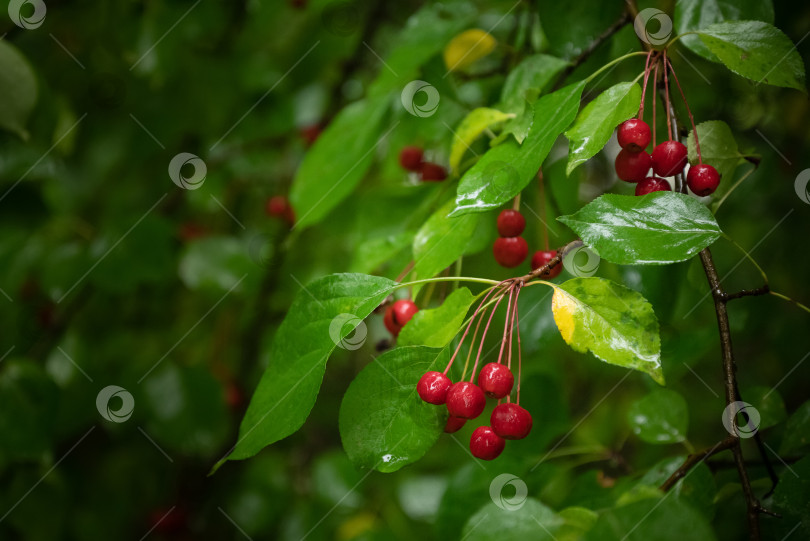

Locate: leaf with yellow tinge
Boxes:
[443,29,497,72]
[449,108,514,172]
[550,277,663,384]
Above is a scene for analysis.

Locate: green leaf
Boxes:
[221,273,396,468]
[0,42,38,137]
[780,400,810,455]
[448,108,514,173]
[582,495,717,541]
[628,389,688,443]
[537,2,627,60]
[635,457,716,520]
[0,360,58,461]
[413,198,480,280]
[558,193,722,265]
[565,82,641,175]
[675,0,774,61]
[368,1,476,96]
[399,287,474,347]
[349,231,415,274]
[178,236,255,294]
[462,498,563,541]
[452,81,586,216]
[339,346,449,473]
[551,277,663,384]
[290,96,390,228]
[498,54,570,143]
[771,456,810,538]
[742,385,786,429]
[686,120,742,205]
[697,21,806,91]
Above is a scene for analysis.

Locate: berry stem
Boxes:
[667,58,702,163]
[512,193,521,211]
[638,50,654,120]
[663,50,673,141]
[470,289,509,382]
[495,285,515,370]
[514,282,524,405]
[652,59,659,147]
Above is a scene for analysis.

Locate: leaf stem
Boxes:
[721,234,769,285]
[769,291,810,315]
[584,51,648,85]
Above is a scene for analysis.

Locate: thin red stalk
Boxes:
[538,170,550,251]
[504,282,520,403]
[443,282,509,376]
[638,50,654,120]
[663,51,673,140]
[667,58,702,163]
[469,289,509,382]
[495,285,516,367]
[514,283,524,405]
[652,60,659,147]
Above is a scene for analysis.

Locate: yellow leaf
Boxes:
[551,286,576,344]
[443,29,497,72]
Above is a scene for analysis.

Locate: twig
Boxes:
[660,435,737,492]
[725,285,770,301]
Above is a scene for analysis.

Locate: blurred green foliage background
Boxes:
[1,0,809,539]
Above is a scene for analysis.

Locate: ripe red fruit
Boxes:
[635,176,672,196]
[225,382,244,410]
[615,149,652,182]
[477,363,514,399]
[617,118,652,152]
[177,222,207,242]
[299,124,322,147]
[686,164,721,196]
[470,426,506,460]
[493,237,528,268]
[417,371,452,404]
[531,250,562,279]
[266,195,290,217]
[444,416,467,433]
[446,382,486,419]
[383,299,419,336]
[491,403,533,440]
[399,146,424,172]
[420,162,447,182]
[651,140,688,177]
[496,209,526,237]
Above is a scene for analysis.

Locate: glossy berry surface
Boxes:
[478,363,514,399]
[383,299,419,336]
[420,162,447,182]
[493,237,528,268]
[491,403,533,440]
[614,149,652,182]
[531,250,562,279]
[651,140,688,177]
[446,382,486,419]
[417,371,452,404]
[496,209,525,237]
[687,164,721,196]
[470,426,505,460]
[617,118,651,152]
[399,146,424,172]
[444,416,467,433]
[635,177,672,196]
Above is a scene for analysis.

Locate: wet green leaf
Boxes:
[399,287,475,348]
[628,389,688,443]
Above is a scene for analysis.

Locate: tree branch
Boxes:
[660,435,737,492]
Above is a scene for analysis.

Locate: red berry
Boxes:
[686,164,721,196]
[299,124,322,147]
[617,119,651,152]
[225,382,244,410]
[530,250,562,279]
[444,416,467,433]
[420,162,447,182]
[493,237,528,268]
[614,149,651,182]
[651,140,688,177]
[177,222,207,242]
[266,196,289,217]
[446,382,486,419]
[383,299,419,336]
[635,176,671,196]
[417,371,452,404]
[399,146,424,172]
[477,363,514,399]
[491,403,533,440]
[496,209,525,237]
[470,426,505,460]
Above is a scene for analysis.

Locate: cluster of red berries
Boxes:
[416,281,533,460]
[383,299,419,337]
[615,50,721,197]
[492,209,563,279]
[399,146,448,182]
[265,195,295,226]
